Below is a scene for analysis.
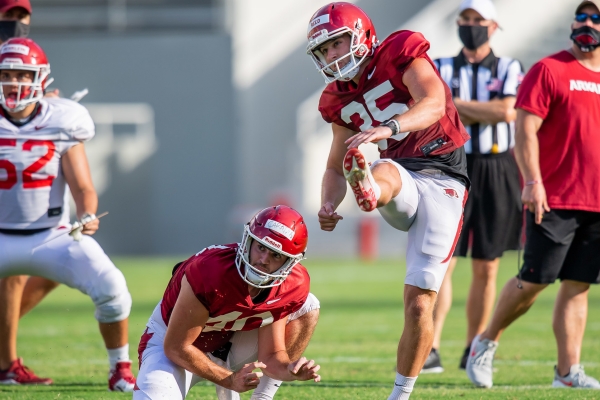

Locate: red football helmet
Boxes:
[306,2,378,83]
[0,38,51,112]
[236,205,308,288]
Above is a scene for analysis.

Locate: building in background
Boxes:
[29,0,573,255]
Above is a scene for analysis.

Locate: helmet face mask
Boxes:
[236,206,308,289]
[306,2,378,84]
[0,67,49,112]
[0,39,51,113]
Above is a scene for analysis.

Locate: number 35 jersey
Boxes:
[318,30,469,159]
[161,244,310,353]
[0,98,94,229]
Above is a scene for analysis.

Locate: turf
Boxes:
[1,252,599,399]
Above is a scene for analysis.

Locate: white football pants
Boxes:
[372,160,467,292]
[0,227,132,323]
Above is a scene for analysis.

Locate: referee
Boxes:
[423,0,523,373]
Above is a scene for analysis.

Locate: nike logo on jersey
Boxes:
[367,67,376,79]
[34,126,47,130]
[266,298,281,305]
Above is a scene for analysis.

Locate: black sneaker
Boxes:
[421,348,444,374]
[459,346,470,370]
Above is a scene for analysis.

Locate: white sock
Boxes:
[107,344,130,370]
[365,165,382,200]
[250,376,283,400]
[387,372,417,400]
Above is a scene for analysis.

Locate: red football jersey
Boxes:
[318,30,469,159]
[160,244,310,353]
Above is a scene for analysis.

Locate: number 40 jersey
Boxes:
[0,98,94,230]
[318,30,469,159]
[160,244,310,353]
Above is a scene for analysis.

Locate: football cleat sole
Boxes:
[343,148,377,212]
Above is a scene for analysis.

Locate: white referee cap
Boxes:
[577,1,600,13]
[458,0,498,21]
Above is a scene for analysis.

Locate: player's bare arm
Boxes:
[319,123,355,231]
[514,108,549,224]
[346,58,446,148]
[257,317,321,382]
[163,276,266,393]
[454,96,517,125]
[61,143,99,235]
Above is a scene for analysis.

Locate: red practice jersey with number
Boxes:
[160,244,310,353]
[318,30,469,159]
[0,98,94,229]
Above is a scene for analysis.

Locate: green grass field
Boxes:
[1,252,599,399]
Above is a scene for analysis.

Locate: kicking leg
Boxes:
[342,149,402,211]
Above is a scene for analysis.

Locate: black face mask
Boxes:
[458,25,489,50]
[0,21,30,42]
[571,26,600,52]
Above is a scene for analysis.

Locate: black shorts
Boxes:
[519,209,600,284]
[454,152,522,260]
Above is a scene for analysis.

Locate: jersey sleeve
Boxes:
[279,265,310,316]
[318,92,334,124]
[69,105,95,142]
[47,98,96,142]
[500,59,524,98]
[515,61,554,119]
[392,31,431,72]
[184,257,212,310]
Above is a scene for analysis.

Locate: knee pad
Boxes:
[92,269,132,323]
[95,290,132,323]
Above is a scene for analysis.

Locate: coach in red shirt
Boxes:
[465,0,600,390]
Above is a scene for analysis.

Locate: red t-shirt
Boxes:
[318,30,469,159]
[515,50,600,212]
[160,244,310,353]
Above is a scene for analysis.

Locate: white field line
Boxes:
[316,357,600,368]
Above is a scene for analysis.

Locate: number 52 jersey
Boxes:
[0,98,95,230]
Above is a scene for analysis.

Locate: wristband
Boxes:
[381,119,400,136]
[525,180,541,186]
[81,213,97,225]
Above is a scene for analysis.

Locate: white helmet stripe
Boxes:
[308,14,330,33]
[265,219,294,240]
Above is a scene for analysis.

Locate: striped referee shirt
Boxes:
[434,51,524,155]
